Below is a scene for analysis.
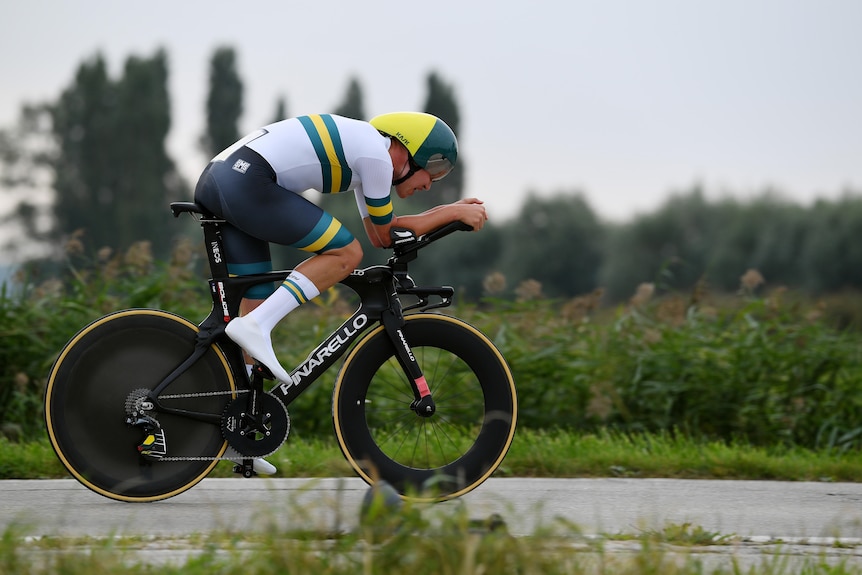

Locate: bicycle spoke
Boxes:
[334,314,517,500]
[426,420,468,460]
[367,345,485,468]
[383,421,418,461]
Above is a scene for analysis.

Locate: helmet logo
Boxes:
[395,132,410,147]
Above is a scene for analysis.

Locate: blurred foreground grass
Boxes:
[4,500,862,575]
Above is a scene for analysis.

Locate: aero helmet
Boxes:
[370,112,458,182]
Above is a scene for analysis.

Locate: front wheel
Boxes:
[332,314,517,501]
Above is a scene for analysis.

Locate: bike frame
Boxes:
[148,203,467,425]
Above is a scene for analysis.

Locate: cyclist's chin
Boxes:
[395,186,414,199]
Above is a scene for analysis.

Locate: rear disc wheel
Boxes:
[45,309,236,502]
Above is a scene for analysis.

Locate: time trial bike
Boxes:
[45,202,517,503]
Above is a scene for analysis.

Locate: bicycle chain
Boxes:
[127,388,248,462]
[153,389,289,462]
[158,389,249,400]
[159,455,242,462]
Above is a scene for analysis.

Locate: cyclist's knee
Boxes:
[329,239,363,273]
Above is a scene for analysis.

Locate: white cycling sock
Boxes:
[246,271,320,332]
[227,271,320,383]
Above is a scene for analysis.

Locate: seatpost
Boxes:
[201,220,230,279]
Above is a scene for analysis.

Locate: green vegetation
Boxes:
[4,248,862,574]
[4,240,862,463]
[483,284,862,451]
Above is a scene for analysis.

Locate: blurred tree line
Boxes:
[2,46,861,305]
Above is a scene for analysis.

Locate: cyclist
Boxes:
[194,112,487,473]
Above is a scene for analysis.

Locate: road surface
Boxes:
[2,477,861,538]
[3,477,862,569]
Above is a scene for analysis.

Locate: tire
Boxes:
[332,313,517,501]
[45,309,236,502]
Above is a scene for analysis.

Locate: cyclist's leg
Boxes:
[226,247,362,384]
[196,146,362,380]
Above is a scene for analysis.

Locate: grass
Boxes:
[505,430,862,482]
[7,248,862,454]
[5,429,862,574]
[5,428,862,483]
[4,506,862,574]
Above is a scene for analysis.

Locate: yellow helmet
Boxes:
[370,112,458,182]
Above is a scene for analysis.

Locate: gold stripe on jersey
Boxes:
[297,114,353,193]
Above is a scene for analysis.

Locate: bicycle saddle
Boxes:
[170,202,215,219]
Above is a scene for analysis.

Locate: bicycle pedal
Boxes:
[233,462,256,478]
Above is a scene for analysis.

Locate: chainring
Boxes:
[221,392,290,458]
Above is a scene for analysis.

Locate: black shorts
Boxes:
[194,146,355,298]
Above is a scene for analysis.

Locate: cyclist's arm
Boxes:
[362,198,488,248]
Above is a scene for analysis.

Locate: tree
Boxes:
[596,187,862,302]
[799,195,862,293]
[0,103,55,261]
[332,77,365,120]
[497,193,605,298]
[50,54,117,254]
[200,47,243,158]
[599,188,721,301]
[2,49,188,269]
[705,194,807,292]
[112,51,186,254]
[270,95,288,124]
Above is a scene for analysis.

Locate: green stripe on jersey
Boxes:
[297,114,353,193]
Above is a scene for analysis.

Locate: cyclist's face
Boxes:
[395,168,432,198]
[389,139,432,198]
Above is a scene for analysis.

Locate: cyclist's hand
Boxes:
[454,198,488,231]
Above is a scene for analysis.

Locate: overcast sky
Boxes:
[2,0,860,223]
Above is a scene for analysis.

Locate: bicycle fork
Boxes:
[381,308,435,417]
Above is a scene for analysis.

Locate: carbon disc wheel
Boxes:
[45,309,236,502]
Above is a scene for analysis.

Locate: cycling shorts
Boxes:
[193,146,355,298]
